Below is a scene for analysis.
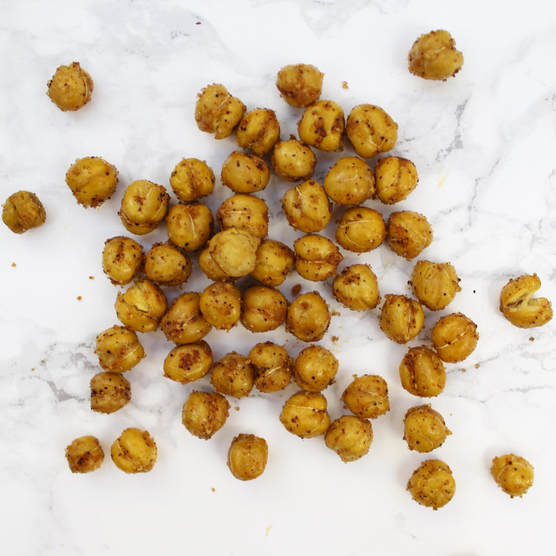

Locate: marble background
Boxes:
[1,0,555,554]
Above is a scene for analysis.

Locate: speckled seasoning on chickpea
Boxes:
[95,325,145,372]
[276,64,323,107]
[287,291,330,342]
[2,191,46,234]
[236,108,280,156]
[294,234,342,282]
[102,236,143,285]
[208,228,260,278]
[280,390,330,438]
[115,280,168,333]
[161,292,212,345]
[333,264,380,311]
[403,405,451,452]
[375,157,418,204]
[119,180,169,235]
[407,459,456,510]
[90,371,131,414]
[241,286,287,333]
[336,207,386,253]
[221,151,270,194]
[195,83,245,139]
[144,242,192,286]
[399,346,446,397]
[282,179,332,233]
[298,100,344,151]
[324,157,375,205]
[167,203,214,252]
[294,345,338,392]
[65,435,104,473]
[271,137,317,182]
[111,428,157,473]
[491,454,534,498]
[169,158,215,202]
[217,193,269,239]
[341,375,389,419]
[346,104,397,158]
[65,157,118,207]
[251,239,295,287]
[211,352,255,398]
[411,260,461,311]
[182,391,230,440]
[431,312,478,363]
[248,342,293,393]
[227,434,268,481]
[325,415,373,462]
[387,211,433,260]
[409,30,464,81]
[379,294,425,344]
[163,341,213,384]
[200,281,241,330]
[47,62,93,111]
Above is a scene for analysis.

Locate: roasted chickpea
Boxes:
[210,352,255,398]
[324,157,374,205]
[409,30,464,81]
[432,312,478,363]
[294,235,342,282]
[161,292,212,345]
[341,375,389,419]
[282,179,332,233]
[167,203,214,251]
[491,454,534,498]
[404,405,451,453]
[47,62,93,111]
[119,180,169,235]
[271,137,317,182]
[199,281,241,330]
[227,434,268,481]
[411,260,461,311]
[407,459,456,510]
[111,428,157,473]
[280,390,330,438]
[144,242,192,286]
[208,229,260,278]
[298,100,344,151]
[399,346,446,397]
[375,157,418,204]
[387,211,433,260]
[346,104,397,158]
[164,341,213,384]
[102,236,143,285]
[195,83,246,139]
[333,264,379,311]
[325,416,373,462]
[252,239,295,287]
[379,294,425,344]
[287,291,330,342]
[241,286,287,333]
[95,325,145,372]
[65,435,104,473]
[217,194,269,239]
[65,157,118,208]
[182,391,230,439]
[236,108,280,156]
[248,342,293,393]
[276,63,323,107]
[221,151,270,194]
[2,191,46,234]
[115,280,168,333]
[336,207,386,253]
[169,158,215,202]
[90,371,131,414]
[294,345,338,392]
[199,247,231,281]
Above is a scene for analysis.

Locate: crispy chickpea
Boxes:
[411,260,461,311]
[409,30,464,81]
[280,390,330,438]
[248,342,292,393]
[346,104,397,158]
[199,247,231,281]
[111,428,157,473]
[325,416,373,462]
[252,239,295,287]
[161,292,212,345]
[221,151,270,194]
[324,157,375,205]
[115,280,167,333]
[182,391,230,439]
[491,454,534,498]
[208,229,260,278]
[387,211,433,260]
[399,346,446,397]
[342,375,389,419]
[217,194,269,239]
[432,312,478,363]
[271,137,317,182]
[333,264,379,311]
[407,459,456,510]
[65,157,118,208]
[210,352,255,398]
[200,281,241,330]
[241,286,287,333]
[167,203,214,251]
[2,191,46,234]
[169,158,215,202]
[236,108,280,156]
[375,157,418,204]
[47,62,93,111]
[144,242,192,286]
[164,341,213,384]
[287,291,330,342]
[282,179,332,233]
[195,83,245,139]
[298,100,344,151]
[404,405,451,453]
[102,236,143,285]
[119,180,169,235]
[379,294,425,344]
[276,63,323,107]
[227,434,268,481]
[65,435,104,473]
[90,371,131,414]
[336,207,386,253]
[294,345,338,392]
[294,234,342,282]
[95,325,145,373]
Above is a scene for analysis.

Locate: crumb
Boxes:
[529,337,535,342]
[76,296,82,301]
[235,406,240,411]
[211,487,215,492]
[474,363,480,369]
[332,336,339,343]
[342,81,348,89]
[89,276,94,280]
[460,368,466,373]
[31,368,35,371]
[331,311,340,317]
[11,262,16,268]
[265,524,272,536]
[41,359,45,364]
[473,290,476,294]
[195,21,201,25]
[291,284,302,297]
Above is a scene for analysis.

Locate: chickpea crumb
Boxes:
[77,296,82,301]
[291,284,302,297]
[211,487,215,492]
[266,525,272,536]
[529,337,534,342]
[11,262,16,267]
[89,275,94,280]
[235,406,240,411]
[342,81,348,89]
[475,363,480,369]
[332,336,339,342]
[331,310,341,317]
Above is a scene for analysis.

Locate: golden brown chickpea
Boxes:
[375,157,418,204]
[221,151,270,194]
[271,137,317,182]
[169,158,215,202]
[379,294,425,344]
[95,325,145,373]
[336,207,386,253]
[294,345,338,392]
[111,428,157,473]
[241,286,287,333]
[248,342,293,393]
[210,352,255,398]
[2,191,46,234]
[298,100,344,151]
[294,235,342,282]
[399,346,446,397]
[163,341,213,384]
[409,30,464,81]
[432,312,478,363]
[199,281,241,330]
[280,390,330,438]
[236,108,280,156]
[342,375,390,419]
[217,194,269,239]
[282,179,332,233]
[491,454,534,498]
[407,459,456,510]
[325,416,373,462]
[102,236,143,286]
[208,229,260,278]
[324,157,374,205]
[346,104,398,158]
[47,62,93,111]
[65,157,118,208]
[404,405,451,453]
[90,371,131,414]
[65,435,104,473]
[182,390,230,439]
[167,203,214,252]
[198,247,232,281]
[144,242,192,286]
[115,280,168,333]
[276,63,323,107]
[227,434,268,481]
[499,274,553,328]
[387,211,433,260]
[411,260,461,311]
[119,180,169,235]
[195,83,246,139]
[251,239,295,287]
[287,291,330,342]
[161,292,212,345]
[333,264,380,311]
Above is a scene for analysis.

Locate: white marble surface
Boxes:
[1,0,555,554]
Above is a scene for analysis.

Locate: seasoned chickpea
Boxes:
[409,30,464,81]
[199,247,231,281]
[298,100,344,151]
[280,391,330,438]
[90,371,131,414]
[111,428,157,473]
[144,242,192,286]
[241,286,287,333]
[252,239,295,287]
[200,281,241,330]
[387,211,433,259]
[65,157,118,207]
[491,454,534,498]
[164,341,213,384]
[248,342,293,393]
[411,260,461,311]
[236,108,280,156]
[102,236,143,285]
[431,312,478,363]
[119,180,169,235]
[379,294,425,344]
[276,63,323,107]
[227,434,268,481]
[217,194,269,239]
[294,345,338,392]
[161,292,212,345]
[287,291,330,342]
[115,280,167,333]
[294,234,342,282]
[404,405,451,453]
[324,157,374,205]
[221,151,270,194]
[336,207,386,252]
[208,229,260,278]
[333,264,380,311]
[169,158,215,202]
[346,104,398,158]
[47,62,93,111]
[341,375,389,419]
[2,191,46,234]
[210,352,255,398]
[167,203,214,251]
[65,435,104,473]
[95,325,145,372]
[271,137,317,182]
[325,416,373,462]
[375,157,418,204]
[195,83,245,139]
[182,391,230,440]
[407,459,456,510]
[399,346,446,397]
[282,179,332,233]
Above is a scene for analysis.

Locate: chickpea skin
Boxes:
[403,405,451,452]
[409,30,464,81]
[325,416,373,462]
[161,292,212,345]
[65,157,118,208]
[379,294,425,344]
[236,108,280,156]
[387,211,433,260]
[95,325,145,373]
[399,346,446,397]
[119,180,169,235]
[341,375,390,419]
[47,62,93,111]
[163,341,213,384]
[227,434,268,481]
[2,191,46,234]
[221,151,270,194]
[280,390,330,438]
[276,64,323,108]
[294,234,343,282]
[294,345,338,392]
[182,391,230,440]
[282,179,332,233]
[375,157,418,204]
[90,371,131,414]
[491,454,534,498]
[210,352,255,398]
[167,203,214,252]
[346,104,398,158]
[251,239,295,287]
[217,194,269,239]
[324,157,375,205]
[287,291,331,342]
[65,435,104,473]
[411,260,461,311]
[407,459,456,510]
[111,428,157,473]
[241,286,287,333]
[271,137,317,182]
[115,280,168,333]
[298,100,345,151]
[336,207,386,253]
[144,242,192,287]
[102,236,143,285]
[199,281,242,330]
[169,158,215,202]
[431,312,478,363]
[333,264,380,311]
[248,342,293,393]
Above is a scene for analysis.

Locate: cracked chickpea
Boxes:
[336,207,386,253]
[200,281,241,330]
[491,454,534,498]
[221,151,270,194]
[65,435,104,473]
[407,459,455,510]
[342,375,389,419]
[251,239,295,287]
[227,434,268,481]
[95,325,145,372]
[375,157,418,204]
[182,391,230,440]
[379,294,425,344]
[119,180,169,235]
[403,405,451,453]
[161,292,212,345]
[399,346,446,397]
[333,264,380,311]
[282,179,331,233]
[236,108,280,156]
[102,236,143,285]
[65,157,118,207]
[241,286,287,333]
[294,234,342,282]
[217,194,269,239]
[199,247,231,281]
[280,391,330,438]
[144,242,192,286]
[47,62,93,111]
[387,211,432,259]
[346,104,397,158]
[294,345,338,392]
[287,291,330,342]
[409,30,464,81]
[195,83,245,139]
[208,229,260,278]
[115,280,167,333]
[169,158,215,202]
[324,156,375,205]
[411,260,461,310]
[298,100,344,151]
[431,312,478,362]
[111,428,157,473]
[276,63,323,107]
[90,371,131,414]
[2,191,46,234]
[248,342,292,393]
[210,352,255,398]
[325,416,373,462]
[167,203,214,252]
[164,341,213,384]
[271,137,317,182]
